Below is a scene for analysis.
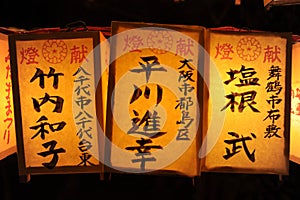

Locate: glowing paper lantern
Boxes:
[9,31,107,179]
[106,21,205,176]
[290,40,300,164]
[0,32,16,160]
[201,30,291,174]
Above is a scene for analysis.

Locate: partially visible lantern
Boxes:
[290,39,300,164]
[0,30,16,160]
[9,30,108,180]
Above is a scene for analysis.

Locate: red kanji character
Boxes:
[176,38,194,56]
[70,45,88,64]
[215,43,234,60]
[263,45,281,63]
[20,47,39,64]
[123,35,143,52]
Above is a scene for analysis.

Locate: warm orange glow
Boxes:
[202,31,290,174]
[290,42,300,164]
[107,22,204,176]
[0,32,16,160]
[9,32,107,174]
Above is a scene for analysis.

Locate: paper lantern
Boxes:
[201,30,291,174]
[9,31,108,180]
[0,31,16,160]
[106,21,205,176]
[290,40,300,164]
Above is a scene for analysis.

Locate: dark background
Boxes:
[1,0,300,34]
[1,0,300,199]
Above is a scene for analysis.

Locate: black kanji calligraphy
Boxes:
[130,56,167,83]
[37,140,66,169]
[30,116,66,140]
[223,132,256,162]
[30,67,64,89]
[32,93,64,113]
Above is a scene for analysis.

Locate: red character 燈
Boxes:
[123,35,143,52]
[20,47,39,64]
[215,43,234,60]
